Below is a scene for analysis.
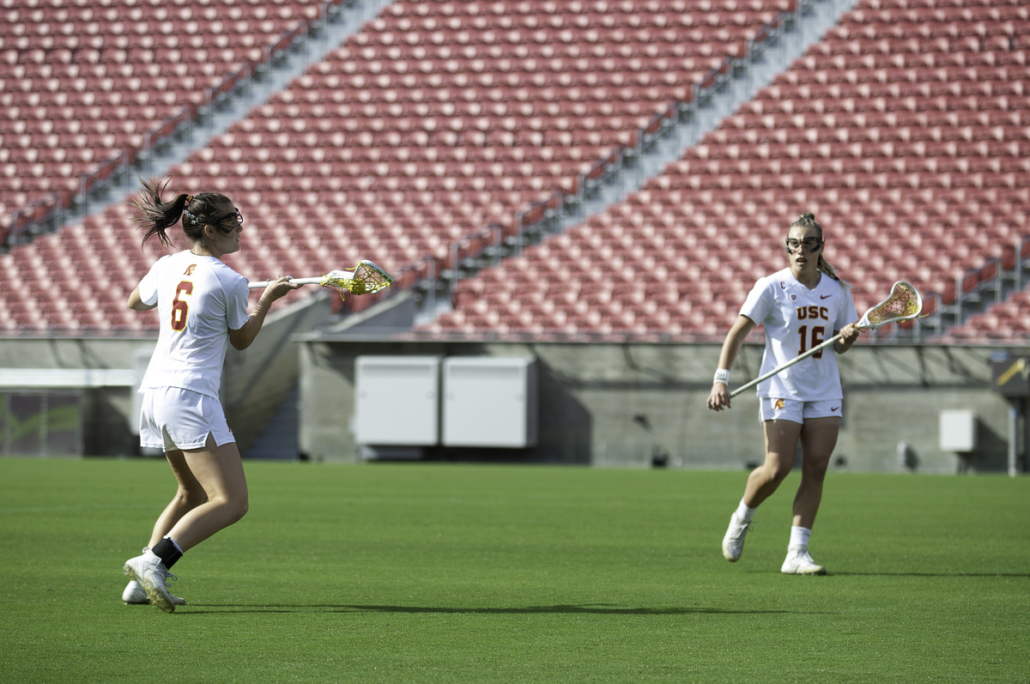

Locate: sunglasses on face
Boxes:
[785,238,822,252]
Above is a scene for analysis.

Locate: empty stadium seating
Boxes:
[5,0,1028,341]
[424,0,1030,339]
[0,0,339,242]
[168,0,789,296]
[1,0,793,331]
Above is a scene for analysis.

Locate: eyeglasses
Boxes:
[215,208,243,229]
[785,237,822,252]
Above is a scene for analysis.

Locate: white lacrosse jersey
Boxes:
[739,268,858,401]
[137,251,250,400]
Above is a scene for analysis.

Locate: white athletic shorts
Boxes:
[139,386,235,451]
[760,397,842,424]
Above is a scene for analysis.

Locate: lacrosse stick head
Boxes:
[320,260,394,299]
[857,281,923,329]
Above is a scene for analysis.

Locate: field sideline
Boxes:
[0,458,1027,683]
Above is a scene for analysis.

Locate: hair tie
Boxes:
[183,195,197,223]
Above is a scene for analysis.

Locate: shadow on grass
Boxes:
[743,568,1030,578]
[832,572,1030,578]
[176,603,828,616]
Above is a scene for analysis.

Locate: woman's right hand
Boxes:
[707,382,731,412]
[261,276,305,303]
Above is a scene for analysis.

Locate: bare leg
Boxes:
[791,417,840,529]
[742,419,802,509]
[160,434,249,552]
[147,448,208,549]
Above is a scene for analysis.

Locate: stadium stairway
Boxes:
[562,0,861,232]
[245,384,301,460]
[373,0,864,328]
[401,0,863,334]
[89,0,399,224]
[942,257,1030,342]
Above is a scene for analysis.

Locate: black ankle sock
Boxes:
[152,537,183,569]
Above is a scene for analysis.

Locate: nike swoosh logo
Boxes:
[820,295,831,299]
[831,406,840,411]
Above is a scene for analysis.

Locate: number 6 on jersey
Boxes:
[171,281,192,331]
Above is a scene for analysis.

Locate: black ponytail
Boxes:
[129,177,233,248]
[129,178,188,248]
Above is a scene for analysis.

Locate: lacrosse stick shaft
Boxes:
[247,274,353,290]
[729,332,843,398]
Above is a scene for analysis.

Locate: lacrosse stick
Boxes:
[729,281,923,398]
[248,260,393,299]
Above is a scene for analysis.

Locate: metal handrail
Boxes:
[6,194,61,245]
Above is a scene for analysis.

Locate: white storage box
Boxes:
[355,356,441,445]
[442,357,538,448]
[939,409,977,452]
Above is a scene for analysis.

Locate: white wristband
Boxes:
[714,369,730,385]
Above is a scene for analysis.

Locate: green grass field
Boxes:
[0,459,1027,683]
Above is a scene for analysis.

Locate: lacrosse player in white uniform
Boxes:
[121,179,304,611]
[706,213,862,575]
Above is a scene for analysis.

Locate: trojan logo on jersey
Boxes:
[773,398,785,410]
[184,264,197,276]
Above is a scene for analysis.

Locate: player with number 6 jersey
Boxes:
[120,178,305,612]
[706,213,862,576]
[137,251,250,402]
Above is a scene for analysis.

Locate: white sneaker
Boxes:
[722,513,751,562]
[781,551,826,575]
[123,580,185,606]
[122,554,178,612]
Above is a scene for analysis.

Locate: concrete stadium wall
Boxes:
[221,294,333,454]
[0,337,155,456]
[297,339,1028,474]
[0,293,332,456]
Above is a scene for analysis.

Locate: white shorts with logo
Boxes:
[760,397,842,424]
[139,386,235,451]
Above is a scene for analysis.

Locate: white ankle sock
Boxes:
[735,499,756,523]
[788,526,812,554]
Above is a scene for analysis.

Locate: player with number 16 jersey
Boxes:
[739,267,857,402]
[706,213,862,577]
